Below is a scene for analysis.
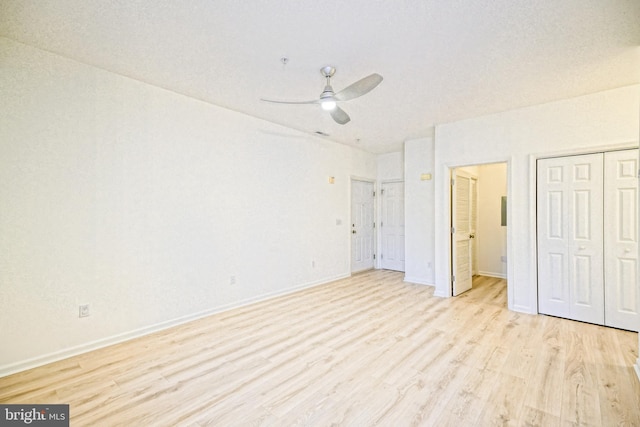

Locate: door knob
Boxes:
[469,234,475,239]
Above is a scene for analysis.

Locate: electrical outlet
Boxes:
[79,304,90,318]
[230,275,236,285]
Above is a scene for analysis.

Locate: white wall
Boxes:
[377,151,403,182]
[0,38,377,375]
[403,137,435,285]
[434,85,640,312]
[476,163,507,278]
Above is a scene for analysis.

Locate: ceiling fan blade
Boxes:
[334,73,383,101]
[260,98,319,105]
[330,106,351,125]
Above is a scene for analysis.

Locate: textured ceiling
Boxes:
[1,0,639,153]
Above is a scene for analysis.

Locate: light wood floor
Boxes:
[1,271,639,426]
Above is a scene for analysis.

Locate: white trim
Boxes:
[635,357,640,382]
[512,304,537,314]
[478,271,507,279]
[403,276,434,286]
[0,273,348,378]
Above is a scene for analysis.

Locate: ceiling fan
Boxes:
[261,66,383,125]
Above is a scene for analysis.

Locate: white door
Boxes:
[452,170,476,296]
[381,182,405,271]
[537,153,604,325]
[604,149,639,331]
[470,178,478,276]
[351,180,375,273]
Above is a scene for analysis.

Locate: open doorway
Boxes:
[451,162,508,300]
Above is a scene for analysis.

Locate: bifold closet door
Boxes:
[604,149,639,332]
[537,153,604,325]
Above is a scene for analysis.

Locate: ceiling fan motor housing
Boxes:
[321,66,336,78]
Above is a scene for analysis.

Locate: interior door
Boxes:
[604,149,639,331]
[380,181,405,271]
[351,179,375,273]
[537,153,604,325]
[470,177,478,276]
[452,169,475,296]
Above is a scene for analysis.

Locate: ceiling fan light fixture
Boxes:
[321,99,337,111]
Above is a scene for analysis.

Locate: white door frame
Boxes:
[439,160,511,301]
[350,177,376,273]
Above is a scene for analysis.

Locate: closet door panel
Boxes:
[604,149,639,332]
[538,154,604,325]
[568,154,604,324]
[538,159,571,318]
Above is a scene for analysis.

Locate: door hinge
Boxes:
[451,227,455,234]
[381,254,384,259]
[638,169,640,178]
[451,275,455,283]
[381,189,385,195]
[381,221,384,227]
[373,191,376,197]
[373,222,376,228]
[373,254,376,260]
[451,178,455,186]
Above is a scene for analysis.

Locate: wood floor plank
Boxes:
[1,271,639,426]
[475,372,527,426]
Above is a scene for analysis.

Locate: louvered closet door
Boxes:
[537,153,604,325]
[604,149,639,332]
[452,170,474,296]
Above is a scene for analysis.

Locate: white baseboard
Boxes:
[0,273,349,378]
[403,276,434,286]
[478,271,507,279]
[512,304,536,314]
